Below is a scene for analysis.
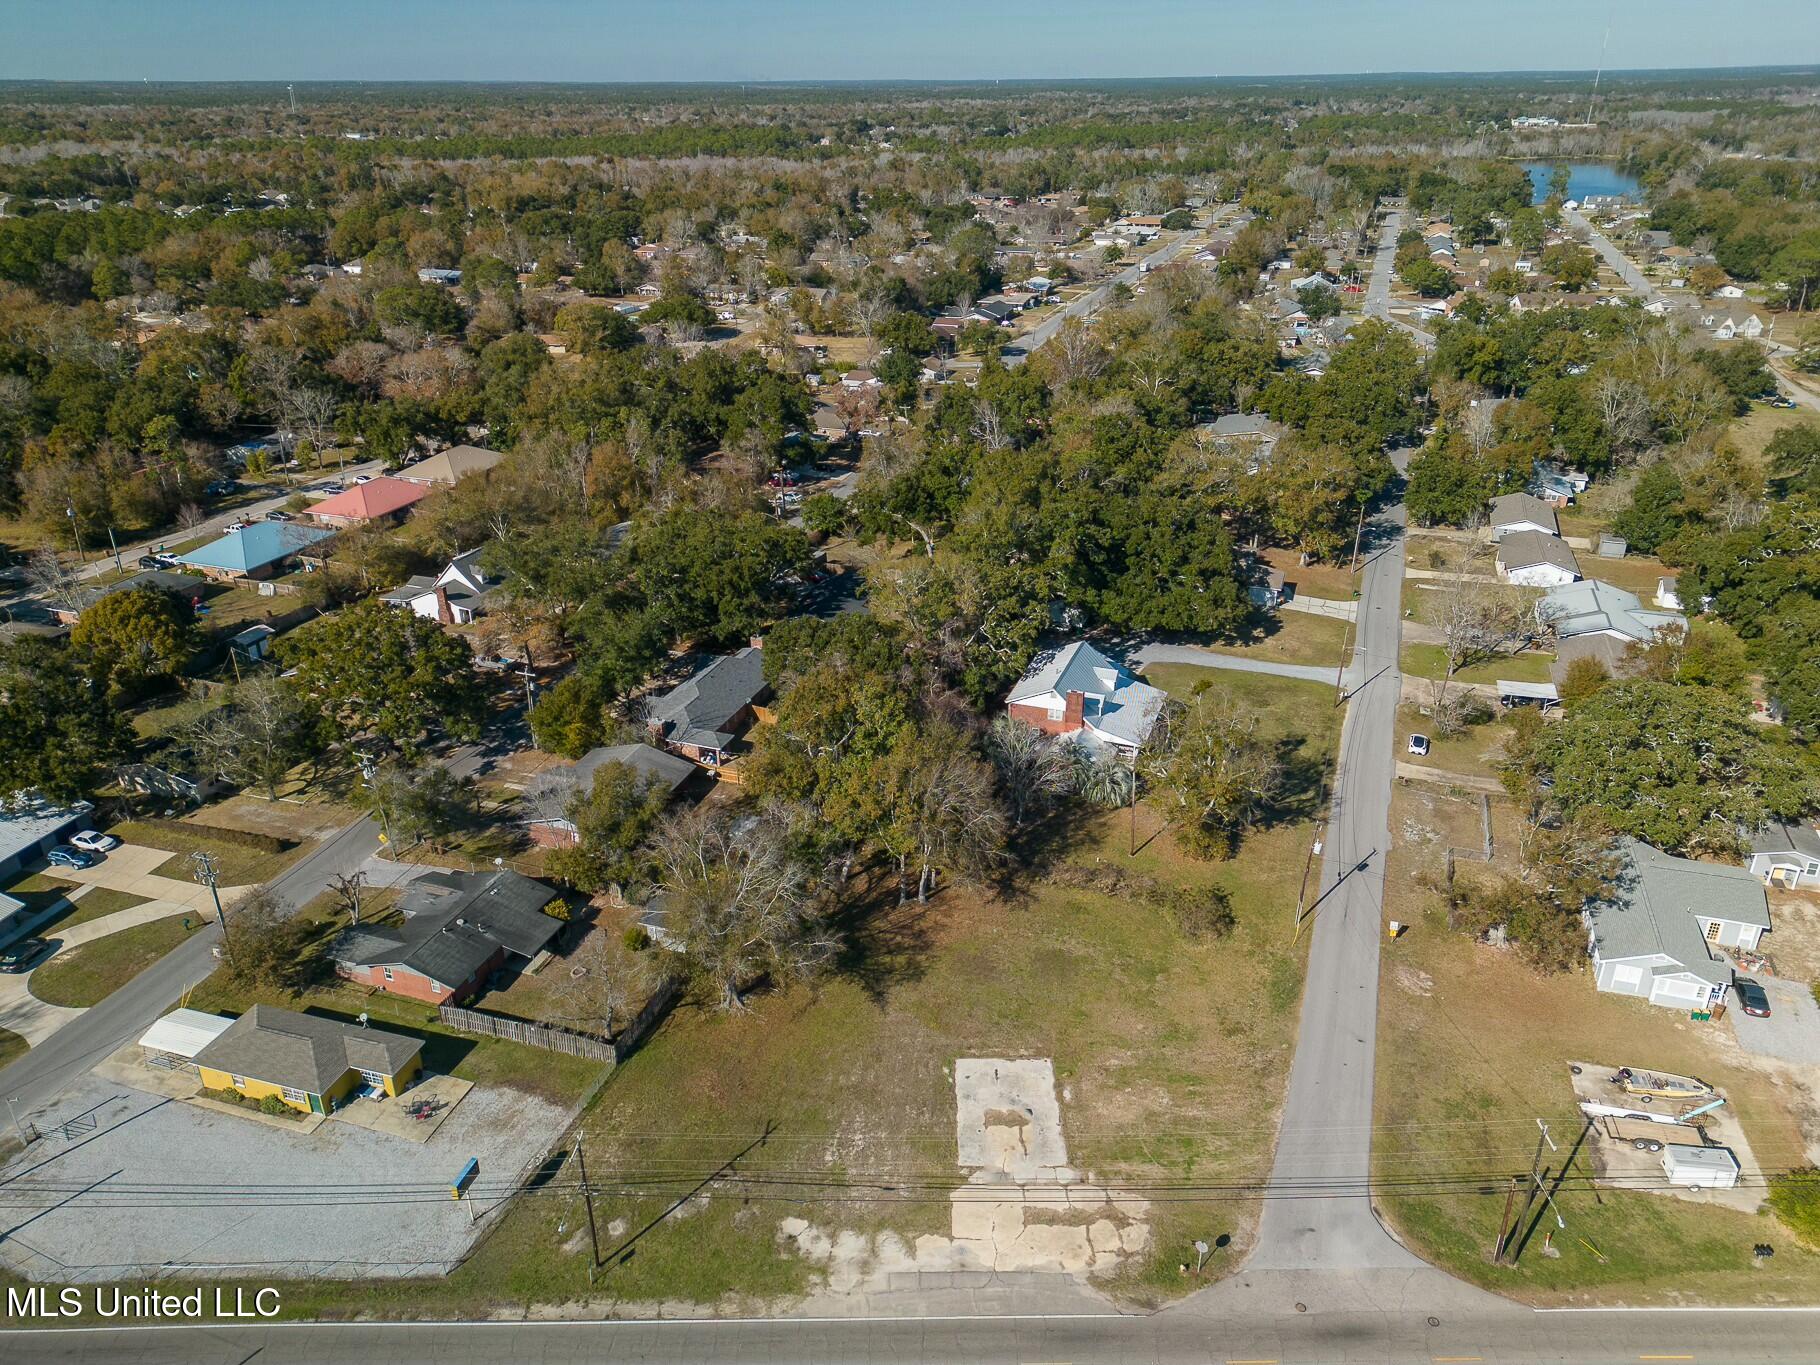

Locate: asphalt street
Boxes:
[12,1298,1820,1364]
[1565,204,1659,305]
[1012,203,1239,360]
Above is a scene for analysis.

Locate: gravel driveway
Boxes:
[1727,974,1820,1065]
[0,1075,567,1283]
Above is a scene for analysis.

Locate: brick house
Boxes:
[645,646,770,769]
[329,869,564,1004]
[1003,641,1165,754]
[524,743,697,849]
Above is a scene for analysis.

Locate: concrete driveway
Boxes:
[1728,974,1820,1065]
[50,843,254,913]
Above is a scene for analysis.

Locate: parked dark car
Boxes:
[0,938,56,973]
[45,845,97,870]
[205,479,240,497]
[1733,976,1771,1018]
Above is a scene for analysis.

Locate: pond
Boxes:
[1520,161,1642,206]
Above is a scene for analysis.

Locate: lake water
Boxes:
[1520,161,1642,206]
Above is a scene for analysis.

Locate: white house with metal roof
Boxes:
[1585,839,1770,1011]
[1540,579,1686,645]
[1004,641,1165,754]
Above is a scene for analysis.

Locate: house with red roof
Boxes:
[304,476,430,529]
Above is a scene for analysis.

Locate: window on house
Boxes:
[1611,964,1643,988]
[280,1087,305,1103]
[229,1074,246,1087]
[432,982,442,994]
[382,967,394,981]
[356,1069,386,1086]
[1705,920,1722,942]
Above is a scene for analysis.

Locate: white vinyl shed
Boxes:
[138,1009,233,1068]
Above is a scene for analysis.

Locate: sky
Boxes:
[4,0,1817,83]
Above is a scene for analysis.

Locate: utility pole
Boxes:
[1348,500,1367,573]
[189,851,229,962]
[358,753,394,848]
[1126,747,1139,857]
[576,1138,601,1280]
[107,526,121,575]
[1499,1118,1556,1265]
[65,505,85,563]
[1333,610,1353,705]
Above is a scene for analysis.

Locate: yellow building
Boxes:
[193,1004,423,1115]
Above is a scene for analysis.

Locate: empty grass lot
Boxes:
[30,915,207,1007]
[1401,642,1555,684]
[1204,610,1352,669]
[1374,784,1820,1304]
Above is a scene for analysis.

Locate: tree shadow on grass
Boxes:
[828,869,939,1005]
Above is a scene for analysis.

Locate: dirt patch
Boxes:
[1763,892,1820,984]
[1394,964,1435,997]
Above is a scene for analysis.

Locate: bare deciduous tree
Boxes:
[984,715,1075,827]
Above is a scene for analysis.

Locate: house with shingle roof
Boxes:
[193,1005,423,1114]
[1747,822,1820,890]
[1488,492,1560,540]
[396,445,504,487]
[1586,839,1770,1011]
[646,646,770,769]
[330,868,564,1004]
[1495,529,1581,587]
[524,743,698,849]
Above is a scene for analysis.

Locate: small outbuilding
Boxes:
[138,1008,235,1071]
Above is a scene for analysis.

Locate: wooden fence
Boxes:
[438,976,680,1068]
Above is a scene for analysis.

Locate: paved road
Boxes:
[1012,205,1239,361]
[13,1299,1820,1363]
[0,739,500,1123]
[1362,203,1435,351]
[1248,450,1417,1273]
[1564,205,1658,306]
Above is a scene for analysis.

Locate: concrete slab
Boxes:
[954,1057,1069,1178]
[330,1074,473,1143]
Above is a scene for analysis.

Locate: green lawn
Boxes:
[0,874,144,931]
[1205,611,1352,669]
[110,819,306,888]
[1375,784,1820,1305]
[1401,642,1555,684]
[0,1028,25,1069]
[30,916,208,1007]
[131,690,230,741]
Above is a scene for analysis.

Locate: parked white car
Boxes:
[69,829,120,853]
[1406,734,1431,757]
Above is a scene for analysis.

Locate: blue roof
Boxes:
[178,522,333,573]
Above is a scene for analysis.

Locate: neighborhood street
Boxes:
[1565,204,1660,305]
[1014,204,1238,360]
[1362,203,1436,351]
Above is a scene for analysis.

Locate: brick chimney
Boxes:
[1062,691,1085,731]
[433,585,454,624]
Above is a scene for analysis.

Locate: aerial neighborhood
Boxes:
[0,52,1818,1351]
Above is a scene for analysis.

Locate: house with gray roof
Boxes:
[1005,640,1165,754]
[1495,529,1581,587]
[525,743,698,848]
[1540,579,1685,647]
[1586,839,1770,1011]
[646,646,770,769]
[1747,821,1820,890]
[330,868,563,1004]
[193,1004,423,1114]
[1488,492,1560,540]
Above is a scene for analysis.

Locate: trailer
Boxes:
[1595,1116,1705,1152]
[1662,1143,1739,1190]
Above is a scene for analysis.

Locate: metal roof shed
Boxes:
[1661,1144,1739,1189]
[1497,680,1560,710]
[138,1008,234,1061]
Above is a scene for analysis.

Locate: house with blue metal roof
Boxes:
[177,522,334,581]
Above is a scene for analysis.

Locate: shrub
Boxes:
[1768,1168,1820,1248]
[623,925,651,951]
[1164,885,1236,941]
[127,818,292,854]
[258,1094,292,1117]
[200,1086,245,1105]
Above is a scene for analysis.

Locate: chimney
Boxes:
[750,635,764,650]
[434,585,454,625]
[1063,691,1085,730]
